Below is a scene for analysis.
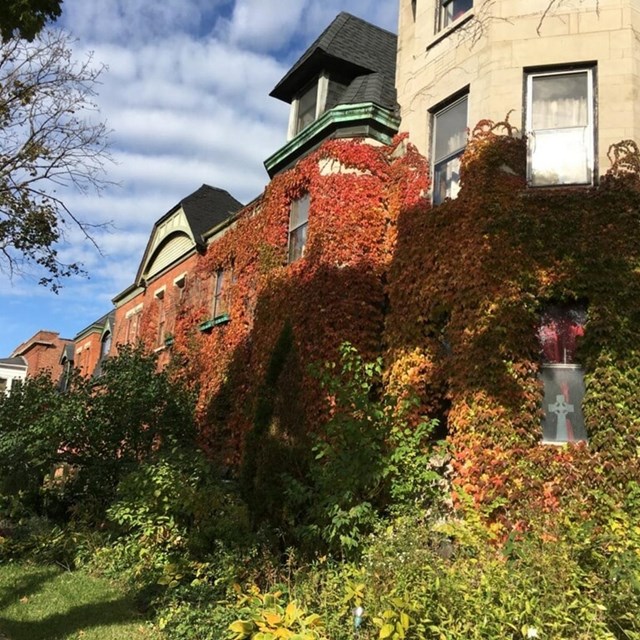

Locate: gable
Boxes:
[137,207,197,284]
[144,232,194,280]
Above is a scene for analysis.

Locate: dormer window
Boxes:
[288,74,329,139]
[296,82,318,134]
[101,331,112,360]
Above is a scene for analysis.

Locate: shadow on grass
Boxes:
[0,597,145,640]
[0,566,59,611]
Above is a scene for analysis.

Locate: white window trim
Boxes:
[125,303,144,319]
[438,0,473,32]
[525,67,595,187]
[287,73,329,141]
[287,194,310,264]
[173,272,187,287]
[431,93,468,204]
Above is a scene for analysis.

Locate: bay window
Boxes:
[526,67,595,186]
[432,94,468,204]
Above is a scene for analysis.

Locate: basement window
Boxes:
[538,303,588,443]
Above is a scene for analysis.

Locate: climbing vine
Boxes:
[139,124,640,545]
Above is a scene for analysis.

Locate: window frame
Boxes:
[431,92,468,205]
[287,74,329,139]
[211,268,230,324]
[287,194,310,263]
[525,66,596,187]
[438,0,473,31]
[538,302,588,444]
[100,331,112,360]
[295,81,318,135]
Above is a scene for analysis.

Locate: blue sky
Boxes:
[0,0,398,357]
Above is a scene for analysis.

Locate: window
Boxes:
[101,332,112,360]
[296,82,318,134]
[439,0,472,30]
[174,273,187,301]
[155,289,166,347]
[0,378,6,394]
[288,194,310,263]
[538,303,588,443]
[212,268,230,322]
[59,359,73,392]
[526,67,595,186]
[432,95,468,204]
[126,305,143,343]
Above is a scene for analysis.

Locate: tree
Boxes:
[0,29,110,289]
[0,0,63,42]
[0,345,196,520]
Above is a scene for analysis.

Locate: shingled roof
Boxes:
[0,357,26,367]
[270,12,397,111]
[178,184,243,245]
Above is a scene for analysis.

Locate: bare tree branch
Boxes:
[0,29,113,290]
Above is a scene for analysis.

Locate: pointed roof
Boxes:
[270,12,397,110]
[121,184,243,292]
[175,184,243,245]
[0,356,27,368]
[74,310,115,341]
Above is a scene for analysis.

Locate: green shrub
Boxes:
[228,588,327,640]
[286,343,444,559]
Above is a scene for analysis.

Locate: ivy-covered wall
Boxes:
[146,126,640,532]
[148,137,427,508]
[387,121,640,530]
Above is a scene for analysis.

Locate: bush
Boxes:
[286,343,445,559]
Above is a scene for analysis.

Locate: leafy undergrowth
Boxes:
[0,562,159,640]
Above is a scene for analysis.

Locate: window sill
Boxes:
[427,12,474,51]
[520,182,596,198]
[199,314,230,332]
[541,439,587,446]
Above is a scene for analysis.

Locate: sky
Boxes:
[0,0,398,357]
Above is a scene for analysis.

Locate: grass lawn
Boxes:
[0,562,160,640]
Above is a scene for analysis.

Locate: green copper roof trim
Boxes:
[264,102,400,174]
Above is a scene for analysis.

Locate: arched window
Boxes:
[101,331,112,360]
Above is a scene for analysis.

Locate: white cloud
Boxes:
[0,0,400,358]
[222,0,307,52]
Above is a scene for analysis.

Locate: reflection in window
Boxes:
[527,68,594,186]
[439,0,472,30]
[433,95,468,204]
[212,268,230,321]
[296,82,318,134]
[538,303,588,443]
[288,194,310,263]
[101,331,112,359]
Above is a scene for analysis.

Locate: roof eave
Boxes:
[264,102,400,177]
